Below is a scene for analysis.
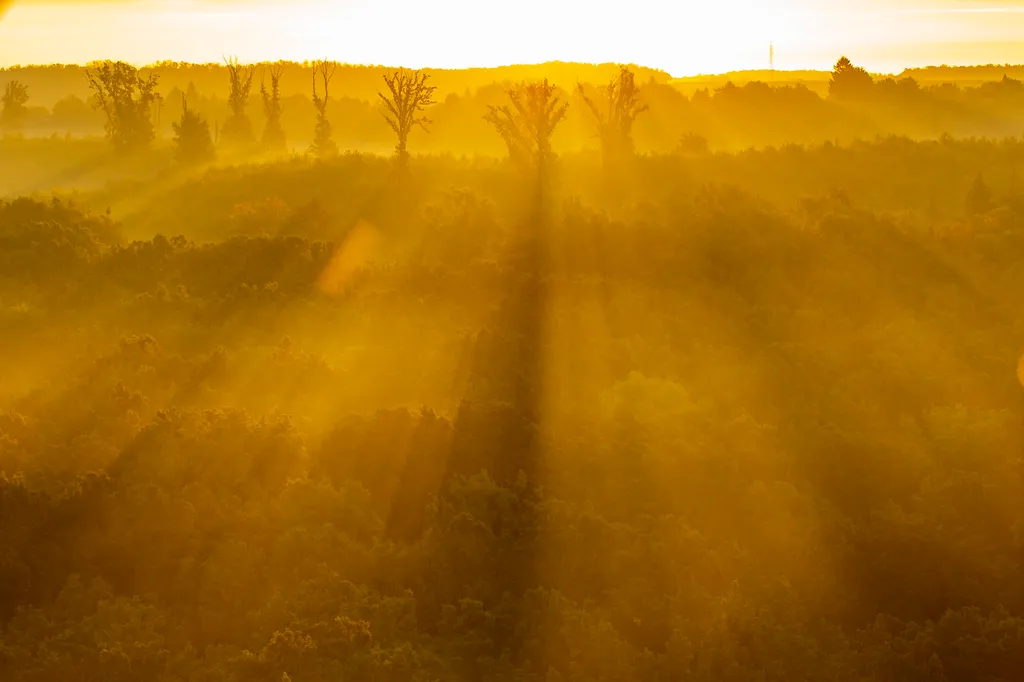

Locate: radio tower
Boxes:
[770,41,775,71]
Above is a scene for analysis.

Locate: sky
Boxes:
[2,0,1024,75]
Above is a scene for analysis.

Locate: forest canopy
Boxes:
[1,56,1024,682]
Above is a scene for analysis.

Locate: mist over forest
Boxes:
[2,55,1024,682]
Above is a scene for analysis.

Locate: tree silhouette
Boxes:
[576,65,648,163]
[484,79,568,180]
[310,60,338,158]
[966,172,992,216]
[86,61,159,151]
[677,131,709,156]
[1,80,29,128]
[829,56,874,100]
[223,56,256,147]
[260,63,286,151]
[172,95,214,165]
[152,91,165,138]
[378,69,437,167]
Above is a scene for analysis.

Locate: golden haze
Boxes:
[2,5,1024,682]
[3,0,1024,74]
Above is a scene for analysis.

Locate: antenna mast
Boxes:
[770,41,775,72]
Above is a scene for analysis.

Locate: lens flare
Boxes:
[317,220,380,295]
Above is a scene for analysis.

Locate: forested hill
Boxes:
[670,64,1024,95]
[670,69,835,95]
[4,51,1024,680]
[9,57,1024,162]
[0,61,672,107]
[3,148,1024,680]
[899,63,1024,85]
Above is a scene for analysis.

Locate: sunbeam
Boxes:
[4,8,1024,681]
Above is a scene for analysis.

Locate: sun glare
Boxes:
[5,0,1024,679]
[2,0,1024,74]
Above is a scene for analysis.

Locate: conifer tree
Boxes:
[172,95,215,164]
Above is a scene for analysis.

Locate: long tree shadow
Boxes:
[373,175,552,670]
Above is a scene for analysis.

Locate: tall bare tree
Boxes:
[576,65,648,163]
[223,56,256,146]
[484,79,568,179]
[378,69,437,166]
[310,60,338,158]
[86,61,159,151]
[260,63,286,151]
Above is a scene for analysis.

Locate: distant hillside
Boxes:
[0,60,672,108]
[9,60,1024,109]
[673,69,834,83]
[898,64,1024,87]
[668,63,1024,96]
[670,70,835,96]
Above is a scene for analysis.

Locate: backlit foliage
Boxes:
[85,60,159,151]
[1,80,29,128]
[485,79,569,177]
[2,58,1024,682]
[171,95,214,164]
[829,56,874,100]
[576,65,648,162]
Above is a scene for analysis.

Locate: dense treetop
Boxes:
[2,58,1024,682]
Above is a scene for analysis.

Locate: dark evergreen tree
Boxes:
[966,172,992,215]
[829,56,874,100]
[172,95,215,165]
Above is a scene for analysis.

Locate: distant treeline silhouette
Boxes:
[5,57,1024,156]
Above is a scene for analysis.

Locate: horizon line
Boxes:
[4,57,1024,80]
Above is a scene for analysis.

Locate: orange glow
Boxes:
[4,1,1024,74]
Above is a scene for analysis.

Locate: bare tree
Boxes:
[223,56,256,146]
[310,59,338,158]
[576,65,648,163]
[378,69,437,166]
[260,63,286,151]
[86,61,159,151]
[484,79,568,179]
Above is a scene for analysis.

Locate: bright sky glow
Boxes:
[2,0,1024,74]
